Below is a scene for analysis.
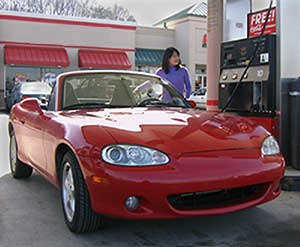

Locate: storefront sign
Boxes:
[248,7,276,38]
[15,73,27,82]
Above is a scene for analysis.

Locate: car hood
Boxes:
[59,108,268,154]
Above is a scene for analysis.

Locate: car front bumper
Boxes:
[78,148,285,219]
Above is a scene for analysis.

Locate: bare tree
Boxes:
[0,1,8,9]
[0,0,136,22]
[90,5,106,19]
[108,3,136,22]
[6,0,23,11]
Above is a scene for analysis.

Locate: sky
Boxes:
[96,0,199,26]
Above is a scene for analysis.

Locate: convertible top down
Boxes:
[9,70,285,233]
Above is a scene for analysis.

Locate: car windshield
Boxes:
[61,73,192,110]
[21,82,52,94]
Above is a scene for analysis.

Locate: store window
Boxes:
[195,65,207,90]
[135,65,158,74]
[5,66,64,95]
[42,67,64,87]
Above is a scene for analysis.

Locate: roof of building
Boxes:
[0,10,137,28]
[153,1,207,27]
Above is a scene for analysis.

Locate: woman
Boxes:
[156,47,191,98]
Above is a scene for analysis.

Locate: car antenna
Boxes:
[221,0,273,113]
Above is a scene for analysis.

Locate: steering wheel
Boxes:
[138,98,161,106]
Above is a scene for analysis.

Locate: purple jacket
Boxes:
[156,65,192,98]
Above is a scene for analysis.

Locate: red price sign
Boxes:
[248,7,276,38]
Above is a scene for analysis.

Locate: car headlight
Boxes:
[101,145,169,166]
[261,136,280,156]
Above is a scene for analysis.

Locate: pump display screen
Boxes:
[221,36,272,68]
[240,46,249,59]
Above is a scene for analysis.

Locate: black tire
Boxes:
[9,133,33,179]
[60,151,104,233]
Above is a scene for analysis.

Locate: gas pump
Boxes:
[219,34,278,137]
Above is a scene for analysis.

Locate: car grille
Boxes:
[167,183,270,211]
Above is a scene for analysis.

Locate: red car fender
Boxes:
[51,124,117,188]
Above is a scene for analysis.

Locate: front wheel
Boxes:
[60,151,104,233]
[9,133,33,179]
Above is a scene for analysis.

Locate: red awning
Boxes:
[78,49,131,69]
[4,45,70,67]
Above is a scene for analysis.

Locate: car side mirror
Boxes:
[187,100,197,108]
[20,98,44,115]
[39,96,48,110]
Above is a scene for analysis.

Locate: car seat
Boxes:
[64,83,78,108]
[110,81,135,106]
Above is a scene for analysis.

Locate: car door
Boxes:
[198,89,206,105]
[21,109,48,173]
[11,106,30,163]
[41,85,61,179]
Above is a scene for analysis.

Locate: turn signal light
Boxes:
[92,176,110,184]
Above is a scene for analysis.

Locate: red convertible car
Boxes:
[9,70,285,233]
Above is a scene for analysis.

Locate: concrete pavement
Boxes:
[1,172,300,247]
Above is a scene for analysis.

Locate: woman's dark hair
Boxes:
[161,47,181,74]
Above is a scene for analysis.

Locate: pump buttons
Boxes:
[243,73,248,79]
[232,74,238,80]
[222,74,228,80]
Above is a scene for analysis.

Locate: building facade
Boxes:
[154,1,208,90]
[0,1,207,109]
